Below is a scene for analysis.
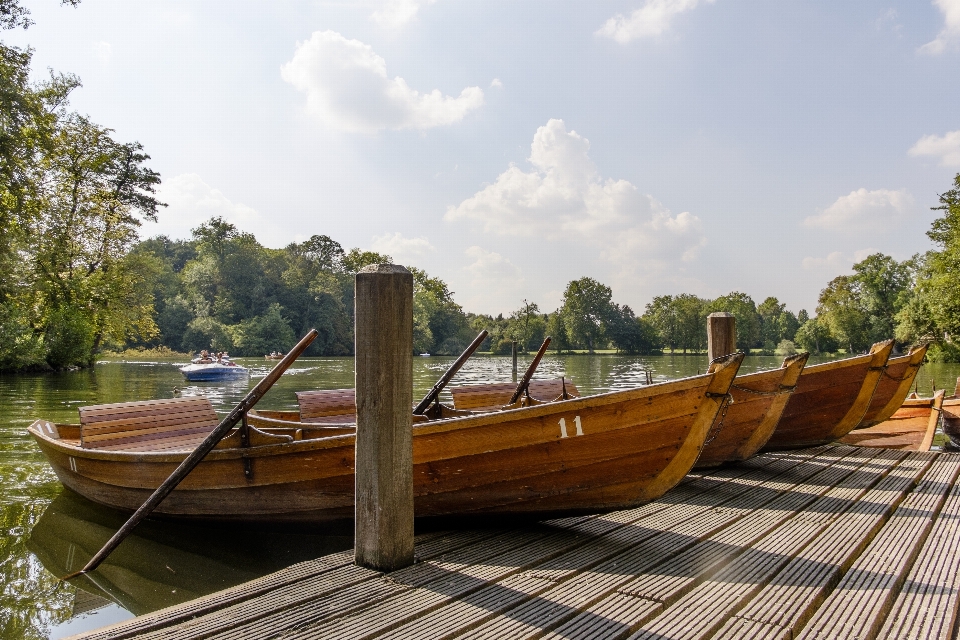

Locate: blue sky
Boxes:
[6,0,960,316]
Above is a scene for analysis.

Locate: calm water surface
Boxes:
[2,353,956,638]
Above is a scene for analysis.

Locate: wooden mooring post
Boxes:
[512,341,518,383]
[707,312,737,362]
[354,264,414,572]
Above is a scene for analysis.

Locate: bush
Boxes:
[44,304,95,368]
[927,342,960,363]
[182,316,235,353]
[775,340,798,356]
[232,304,296,356]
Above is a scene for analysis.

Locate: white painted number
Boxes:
[559,416,584,438]
[69,456,77,472]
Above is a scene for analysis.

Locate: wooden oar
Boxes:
[413,330,489,415]
[63,328,319,580]
[508,336,552,405]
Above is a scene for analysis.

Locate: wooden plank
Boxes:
[373,449,855,640]
[624,448,905,640]
[783,452,956,640]
[253,453,810,640]
[724,451,948,639]
[74,530,488,640]
[874,454,960,640]
[454,448,872,640]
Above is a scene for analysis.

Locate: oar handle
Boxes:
[413,330,488,415]
[509,336,551,405]
[63,329,319,580]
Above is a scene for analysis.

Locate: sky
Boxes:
[5,0,960,316]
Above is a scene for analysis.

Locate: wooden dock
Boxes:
[71,446,960,640]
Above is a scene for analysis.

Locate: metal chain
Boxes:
[703,392,733,446]
[729,384,795,397]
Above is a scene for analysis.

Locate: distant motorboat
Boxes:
[419,353,430,357]
[179,357,248,382]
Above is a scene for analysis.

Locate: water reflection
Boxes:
[2,352,959,638]
[29,491,352,617]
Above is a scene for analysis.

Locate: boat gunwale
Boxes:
[27,359,738,464]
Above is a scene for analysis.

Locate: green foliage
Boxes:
[794,318,838,355]
[775,340,798,356]
[560,277,613,353]
[233,303,296,356]
[0,47,160,370]
[707,292,760,352]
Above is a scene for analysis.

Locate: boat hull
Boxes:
[855,345,928,429]
[694,353,808,468]
[763,340,893,451]
[840,390,942,451]
[179,365,248,382]
[29,354,742,522]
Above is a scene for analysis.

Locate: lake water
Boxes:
[2,352,957,639]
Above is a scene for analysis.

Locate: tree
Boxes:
[794,318,838,354]
[708,292,760,352]
[26,114,164,364]
[816,275,870,352]
[894,175,960,360]
[560,277,613,353]
[851,253,912,345]
[607,305,660,354]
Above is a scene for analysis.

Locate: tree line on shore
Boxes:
[4,6,960,370]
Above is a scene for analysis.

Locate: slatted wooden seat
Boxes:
[79,397,220,452]
[450,378,580,411]
[296,389,357,424]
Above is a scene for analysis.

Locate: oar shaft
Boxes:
[413,330,488,415]
[66,329,319,579]
[509,336,551,405]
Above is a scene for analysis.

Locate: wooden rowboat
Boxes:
[854,344,928,429]
[839,390,943,451]
[28,353,743,522]
[763,340,894,451]
[694,352,808,468]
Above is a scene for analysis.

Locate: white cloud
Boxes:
[920,0,960,54]
[461,246,524,308]
[909,130,960,166]
[371,0,437,29]
[802,248,880,272]
[280,31,484,133]
[370,232,436,264]
[490,78,503,89]
[596,0,715,44]
[93,41,112,63]
[151,173,261,239]
[803,188,913,230]
[446,119,705,271]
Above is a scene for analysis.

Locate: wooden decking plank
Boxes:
[727,451,946,637]
[624,449,904,640]
[278,454,814,640]
[539,592,663,640]
[711,617,792,640]
[280,532,589,640]
[379,573,560,640]
[617,447,884,605]
[871,454,960,640]
[77,530,492,640]
[199,529,565,640]
[407,448,857,640]
[720,454,945,636]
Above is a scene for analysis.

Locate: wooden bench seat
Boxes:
[450,378,580,412]
[79,397,220,452]
[296,389,357,424]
